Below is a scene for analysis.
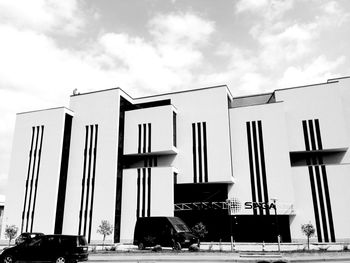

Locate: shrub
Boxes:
[189,244,200,252]
[90,246,97,252]
[110,246,116,251]
[5,225,18,246]
[318,246,330,251]
[152,245,162,252]
[191,222,208,241]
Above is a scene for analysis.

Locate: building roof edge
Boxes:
[17,106,74,115]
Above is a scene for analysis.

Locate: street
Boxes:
[86,252,350,263]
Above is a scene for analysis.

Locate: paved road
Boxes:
[87,253,350,263]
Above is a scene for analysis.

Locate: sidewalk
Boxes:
[88,251,350,262]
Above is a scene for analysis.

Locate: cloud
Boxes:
[149,12,215,47]
[235,0,269,13]
[0,0,86,34]
[234,0,350,71]
[236,0,294,21]
[99,12,215,93]
[0,25,118,101]
[0,10,216,191]
[204,0,350,95]
[278,55,346,88]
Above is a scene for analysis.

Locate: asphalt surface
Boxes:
[86,252,350,263]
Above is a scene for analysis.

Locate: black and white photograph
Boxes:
[0,0,350,262]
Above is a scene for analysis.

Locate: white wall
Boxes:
[124,105,177,155]
[134,86,233,183]
[228,102,294,214]
[120,167,174,243]
[275,83,349,153]
[3,107,71,236]
[63,89,122,242]
[338,78,350,163]
[290,164,350,241]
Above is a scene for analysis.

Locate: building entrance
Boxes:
[175,210,291,242]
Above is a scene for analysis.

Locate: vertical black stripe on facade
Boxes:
[308,166,322,242]
[143,123,147,153]
[21,127,35,233]
[26,126,40,231]
[173,112,177,147]
[114,97,133,243]
[315,165,329,242]
[197,123,203,183]
[314,119,324,164]
[142,168,146,217]
[136,169,141,218]
[314,119,335,241]
[148,123,151,153]
[302,121,322,241]
[246,122,257,215]
[88,125,98,243]
[55,114,72,234]
[147,168,151,217]
[192,123,197,183]
[78,126,89,235]
[257,121,269,215]
[252,121,263,215]
[321,165,336,242]
[314,119,323,150]
[138,124,141,154]
[302,121,310,152]
[31,125,44,232]
[83,125,94,235]
[202,122,208,183]
[308,120,317,152]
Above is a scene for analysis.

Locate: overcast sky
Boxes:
[0,0,349,196]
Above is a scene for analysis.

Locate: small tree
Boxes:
[97,220,113,249]
[301,223,315,250]
[191,222,208,242]
[5,225,18,246]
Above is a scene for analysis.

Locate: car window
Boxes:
[78,237,87,246]
[27,238,43,247]
[45,236,59,246]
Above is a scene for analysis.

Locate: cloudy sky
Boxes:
[0,0,349,195]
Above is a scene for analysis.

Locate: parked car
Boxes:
[15,232,44,245]
[0,234,88,263]
[133,216,198,250]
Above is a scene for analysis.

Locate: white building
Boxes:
[4,76,350,243]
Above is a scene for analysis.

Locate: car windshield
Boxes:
[168,217,191,233]
[78,236,87,246]
[173,224,191,232]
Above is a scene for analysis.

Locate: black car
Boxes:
[15,232,44,245]
[134,216,198,250]
[0,234,88,263]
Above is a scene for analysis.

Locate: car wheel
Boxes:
[55,256,67,263]
[138,242,145,250]
[173,241,181,251]
[3,255,15,263]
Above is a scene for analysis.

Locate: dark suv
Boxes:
[134,216,198,250]
[0,234,88,263]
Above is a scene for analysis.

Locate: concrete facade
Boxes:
[3,77,350,243]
